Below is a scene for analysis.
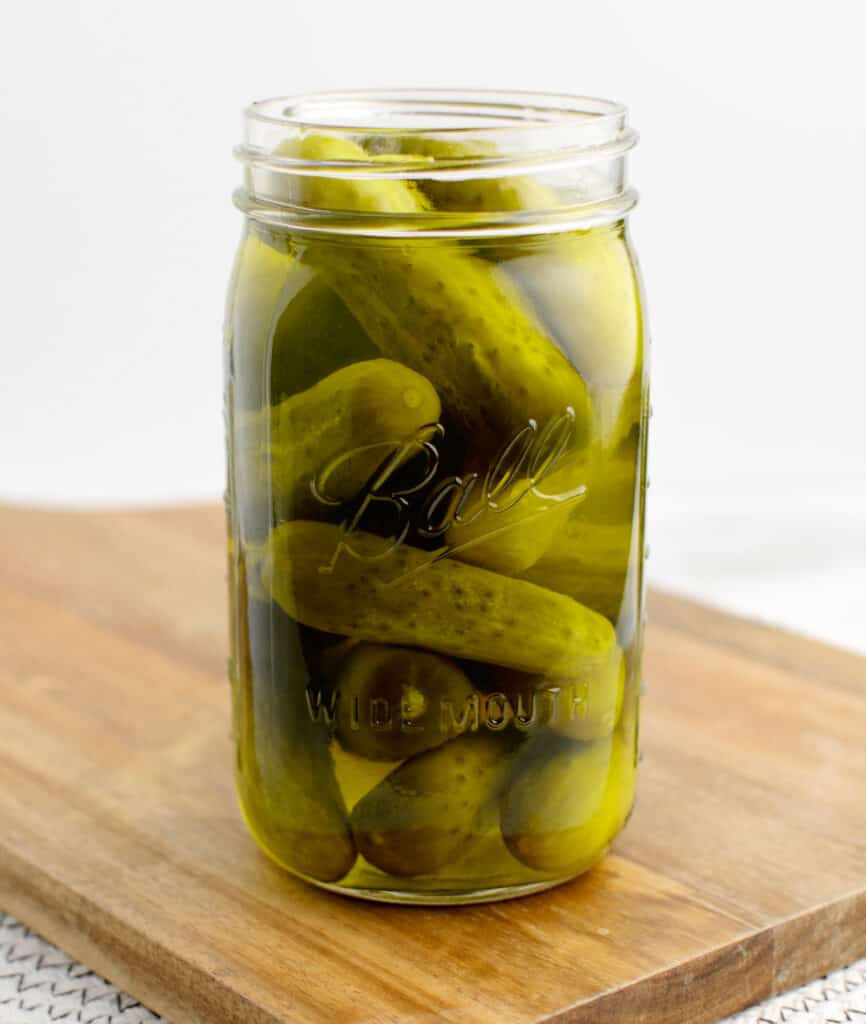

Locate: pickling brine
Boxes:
[225,90,649,903]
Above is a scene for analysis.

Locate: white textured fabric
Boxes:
[720,960,866,1024]
[3,911,866,1023]
[0,914,160,1023]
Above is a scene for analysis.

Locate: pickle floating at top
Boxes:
[384,134,643,390]
[279,134,593,457]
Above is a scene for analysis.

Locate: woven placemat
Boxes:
[3,911,866,1023]
[0,913,159,1024]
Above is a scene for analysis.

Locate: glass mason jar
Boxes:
[225,90,649,905]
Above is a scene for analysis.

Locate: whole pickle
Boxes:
[351,732,511,876]
[284,135,593,456]
[233,358,441,522]
[501,732,635,874]
[257,520,617,678]
[334,644,477,761]
[236,590,356,883]
[380,137,642,390]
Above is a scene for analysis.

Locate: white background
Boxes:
[1,0,864,650]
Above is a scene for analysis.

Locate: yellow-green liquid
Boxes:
[224,213,647,903]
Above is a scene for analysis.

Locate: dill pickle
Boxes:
[289,135,593,454]
[248,720,357,883]
[372,135,554,215]
[234,358,440,522]
[501,732,635,874]
[334,645,477,761]
[350,732,511,876]
[381,137,642,389]
[258,520,617,678]
[233,589,356,883]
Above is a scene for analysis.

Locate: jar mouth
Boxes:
[239,89,635,177]
[235,89,638,237]
[247,89,625,131]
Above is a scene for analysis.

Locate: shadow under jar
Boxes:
[225,89,649,905]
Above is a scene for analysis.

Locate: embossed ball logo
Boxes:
[310,406,588,581]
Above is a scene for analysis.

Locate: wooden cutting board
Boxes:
[1,505,865,1024]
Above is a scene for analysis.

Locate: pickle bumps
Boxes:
[258,520,617,678]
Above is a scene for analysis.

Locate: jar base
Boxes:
[299,872,584,906]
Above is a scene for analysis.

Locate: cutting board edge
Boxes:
[0,841,282,1024]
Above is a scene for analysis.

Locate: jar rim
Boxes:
[235,89,638,237]
[245,89,627,136]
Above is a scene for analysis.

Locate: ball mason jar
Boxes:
[225,90,649,904]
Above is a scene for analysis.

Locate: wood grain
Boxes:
[0,504,864,1024]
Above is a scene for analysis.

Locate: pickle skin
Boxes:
[350,732,511,876]
[234,358,441,520]
[316,241,593,458]
[259,520,617,678]
[501,732,634,874]
[287,135,593,454]
[334,644,477,761]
